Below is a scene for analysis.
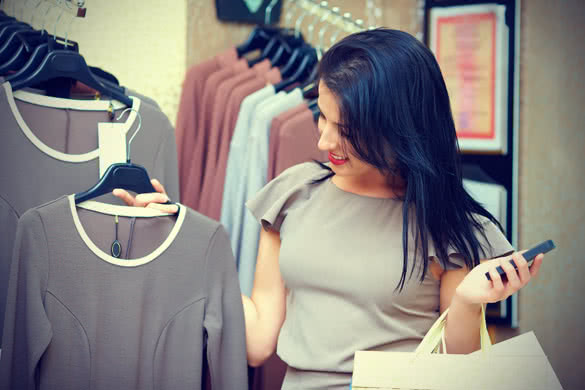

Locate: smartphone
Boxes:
[485,239,556,281]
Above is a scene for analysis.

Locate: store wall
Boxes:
[495,1,585,389]
[19,0,187,125]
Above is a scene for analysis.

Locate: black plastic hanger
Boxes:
[274,48,318,93]
[4,35,51,82]
[0,29,48,75]
[247,34,280,66]
[236,26,282,57]
[279,43,313,79]
[0,21,31,41]
[248,29,303,67]
[75,108,171,204]
[271,33,304,67]
[300,65,319,98]
[0,24,35,58]
[10,37,133,107]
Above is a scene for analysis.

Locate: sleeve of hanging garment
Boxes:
[0,210,52,390]
[239,90,305,296]
[220,85,276,266]
[0,199,19,348]
[203,226,248,390]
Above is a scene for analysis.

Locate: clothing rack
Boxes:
[283,0,366,49]
[297,0,365,32]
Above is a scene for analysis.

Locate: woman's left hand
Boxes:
[454,251,544,305]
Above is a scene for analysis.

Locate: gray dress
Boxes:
[0,82,179,345]
[0,195,247,389]
[246,162,514,390]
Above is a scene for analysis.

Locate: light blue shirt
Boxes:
[220,85,275,275]
[237,88,304,296]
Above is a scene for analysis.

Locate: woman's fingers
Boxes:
[487,264,505,293]
[151,178,167,196]
[529,254,544,277]
[112,188,135,206]
[146,202,179,214]
[515,251,531,284]
[135,192,169,207]
[500,254,522,290]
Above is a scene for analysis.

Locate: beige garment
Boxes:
[246,162,514,390]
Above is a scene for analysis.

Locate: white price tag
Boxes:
[98,122,127,178]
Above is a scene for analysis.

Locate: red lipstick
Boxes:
[328,152,348,165]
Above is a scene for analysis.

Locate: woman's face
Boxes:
[317,82,380,180]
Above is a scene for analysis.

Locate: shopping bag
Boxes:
[351,306,557,390]
[470,331,563,390]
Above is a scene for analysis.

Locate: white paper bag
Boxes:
[352,307,562,389]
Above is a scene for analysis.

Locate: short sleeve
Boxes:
[430,215,515,270]
[246,162,324,232]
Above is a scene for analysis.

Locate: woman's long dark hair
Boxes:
[315,28,503,291]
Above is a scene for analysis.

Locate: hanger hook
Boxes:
[307,1,327,44]
[115,105,141,163]
[327,11,346,49]
[294,0,312,38]
[265,0,278,25]
[318,6,338,50]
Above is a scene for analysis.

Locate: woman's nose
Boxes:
[317,126,338,151]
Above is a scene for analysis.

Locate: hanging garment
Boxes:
[238,88,304,296]
[176,48,238,198]
[220,85,277,279]
[198,67,282,221]
[0,82,178,346]
[181,60,271,211]
[271,105,327,178]
[0,195,247,390]
[267,104,307,180]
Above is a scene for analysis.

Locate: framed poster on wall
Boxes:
[429,4,509,154]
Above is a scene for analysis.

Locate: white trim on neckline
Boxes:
[77,200,176,217]
[13,89,129,110]
[68,195,185,267]
[2,82,141,163]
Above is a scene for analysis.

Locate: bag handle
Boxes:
[415,304,491,355]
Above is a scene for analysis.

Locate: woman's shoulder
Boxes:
[246,162,330,232]
[276,161,330,184]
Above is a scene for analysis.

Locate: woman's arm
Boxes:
[439,264,482,354]
[440,251,544,354]
[243,228,287,366]
[113,183,287,366]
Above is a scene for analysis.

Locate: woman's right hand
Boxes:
[112,179,179,214]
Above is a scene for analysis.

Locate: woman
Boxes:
[115,29,543,389]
